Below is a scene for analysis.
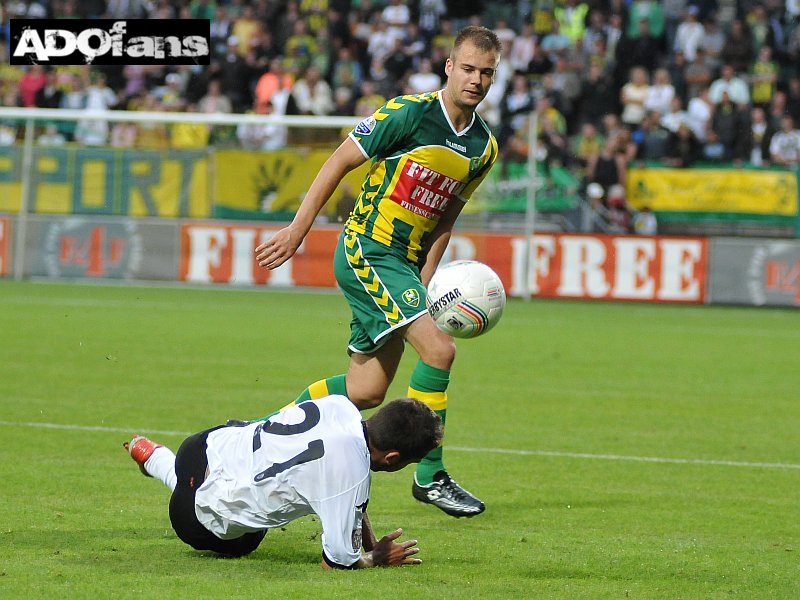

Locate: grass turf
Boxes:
[1,280,798,598]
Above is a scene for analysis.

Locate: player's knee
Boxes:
[420,336,456,370]
[346,378,389,410]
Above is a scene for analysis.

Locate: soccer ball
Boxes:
[426,260,506,339]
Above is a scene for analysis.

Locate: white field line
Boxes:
[2,420,799,471]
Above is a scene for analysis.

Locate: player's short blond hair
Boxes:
[452,26,502,60]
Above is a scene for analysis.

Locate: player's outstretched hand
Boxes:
[255,226,302,270]
[371,528,422,567]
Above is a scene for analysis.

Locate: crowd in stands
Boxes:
[2,0,800,232]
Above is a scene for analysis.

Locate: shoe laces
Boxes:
[438,473,470,501]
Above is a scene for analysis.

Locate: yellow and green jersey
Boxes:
[346,91,498,264]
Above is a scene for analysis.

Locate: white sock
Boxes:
[144,446,178,491]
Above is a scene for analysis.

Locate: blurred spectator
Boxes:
[35,70,62,109]
[189,0,215,21]
[19,65,46,107]
[368,57,398,100]
[701,129,727,162]
[682,47,713,103]
[499,72,535,147]
[662,0,688,53]
[368,19,401,64]
[541,20,572,58]
[331,47,363,94]
[431,19,456,56]
[76,72,118,146]
[616,18,661,77]
[766,90,789,132]
[709,64,750,106]
[605,183,631,233]
[274,0,302,50]
[170,103,211,149]
[110,121,138,148]
[198,79,232,115]
[581,9,607,57]
[787,77,800,123]
[665,50,687,106]
[632,206,658,235]
[697,17,725,73]
[749,45,778,111]
[216,37,254,113]
[59,73,86,140]
[254,59,294,110]
[554,0,589,44]
[635,111,671,161]
[135,94,169,148]
[577,64,617,128]
[587,136,627,191]
[331,86,355,117]
[720,19,754,75]
[747,106,773,166]
[288,65,333,116]
[419,0,447,47]
[384,37,413,83]
[620,66,650,129]
[209,6,233,59]
[354,80,386,117]
[673,5,704,61]
[550,56,582,126]
[284,19,318,73]
[746,4,783,57]
[660,97,688,133]
[105,0,149,18]
[664,122,701,167]
[686,86,713,141]
[382,0,410,39]
[527,39,553,83]
[644,68,675,116]
[236,99,287,151]
[38,123,66,146]
[711,91,749,162]
[626,0,665,41]
[510,24,536,72]
[570,121,604,174]
[407,58,441,94]
[769,115,800,167]
[231,5,262,56]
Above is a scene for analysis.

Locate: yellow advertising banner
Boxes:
[627,167,798,215]
[213,149,369,217]
[0,147,210,217]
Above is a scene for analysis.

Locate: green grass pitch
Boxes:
[1,280,798,598]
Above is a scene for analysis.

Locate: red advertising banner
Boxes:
[180,223,339,287]
[180,224,708,303]
[0,216,9,276]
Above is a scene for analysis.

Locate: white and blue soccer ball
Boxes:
[427,260,506,339]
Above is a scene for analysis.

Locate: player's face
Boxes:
[444,41,498,110]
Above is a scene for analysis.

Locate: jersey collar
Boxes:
[437,89,475,137]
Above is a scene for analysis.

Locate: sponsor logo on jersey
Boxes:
[468,156,483,178]
[402,288,420,307]
[391,160,467,221]
[445,139,467,153]
[354,116,377,136]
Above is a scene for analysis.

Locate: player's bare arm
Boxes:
[419,197,466,286]
[361,511,378,551]
[255,137,366,270]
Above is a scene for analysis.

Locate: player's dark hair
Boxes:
[367,398,443,461]
[452,26,502,59]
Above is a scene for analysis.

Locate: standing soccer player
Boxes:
[255,26,501,518]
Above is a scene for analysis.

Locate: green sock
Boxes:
[254,375,347,421]
[407,361,449,485]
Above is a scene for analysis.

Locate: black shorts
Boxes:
[169,425,267,557]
